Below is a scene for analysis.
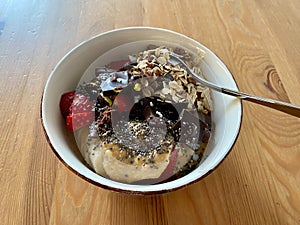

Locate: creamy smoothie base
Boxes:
[66,45,213,184]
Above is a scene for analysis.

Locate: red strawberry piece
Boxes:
[60,92,94,132]
[66,112,94,132]
[154,146,178,183]
[60,91,75,118]
[113,93,132,113]
[70,94,94,114]
[107,60,130,71]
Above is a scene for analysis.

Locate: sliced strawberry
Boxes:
[113,93,132,113]
[66,112,94,132]
[154,146,178,183]
[60,91,94,132]
[107,60,130,71]
[60,91,75,118]
[70,93,94,114]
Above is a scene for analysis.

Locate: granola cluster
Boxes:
[127,46,212,114]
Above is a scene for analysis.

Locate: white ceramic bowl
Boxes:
[41,27,242,195]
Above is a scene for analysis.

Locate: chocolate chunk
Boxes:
[100,71,129,92]
[171,109,206,149]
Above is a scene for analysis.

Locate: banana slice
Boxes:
[75,126,174,183]
[102,143,172,183]
[75,126,106,176]
[74,126,92,166]
[174,143,194,174]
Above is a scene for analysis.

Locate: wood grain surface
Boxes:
[0,0,299,224]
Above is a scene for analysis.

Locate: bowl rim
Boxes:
[41,26,243,195]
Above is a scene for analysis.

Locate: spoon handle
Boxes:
[221,88,300,118]
[190,72,300,118]
[169,52,300,118]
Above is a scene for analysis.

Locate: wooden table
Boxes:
[1,0,299,224]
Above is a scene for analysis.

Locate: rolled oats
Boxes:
[157,56,167,65]
[130,45,213,114]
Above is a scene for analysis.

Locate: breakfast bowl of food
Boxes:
[41,27,242,195]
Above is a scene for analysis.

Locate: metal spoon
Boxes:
[169,52,300,118]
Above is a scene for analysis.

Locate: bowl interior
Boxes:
[41,27,242,194]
